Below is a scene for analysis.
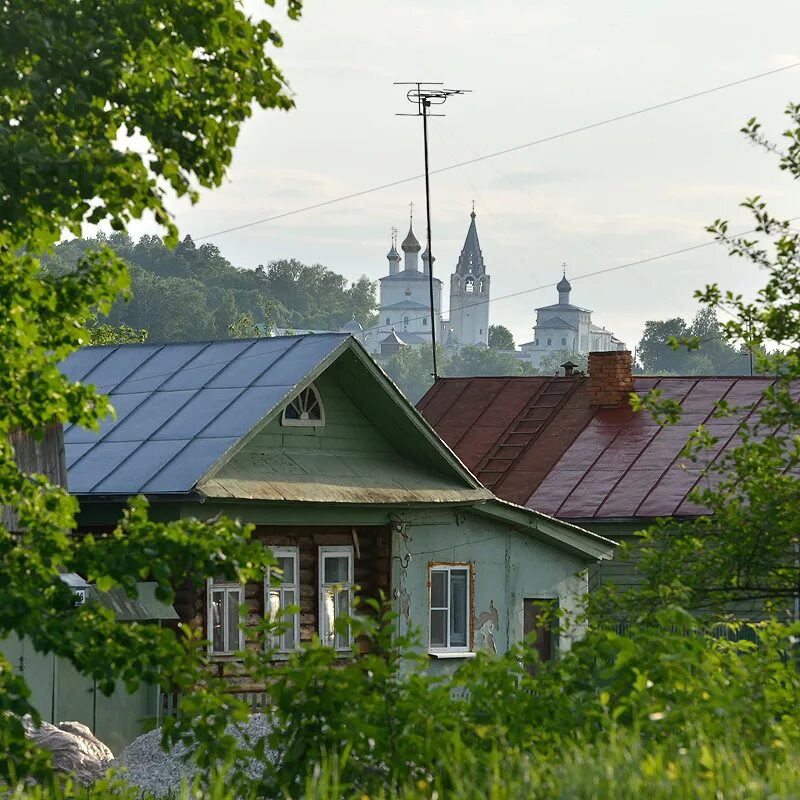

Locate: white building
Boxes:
[362,209,491,356]
[518,270,625,370]
[447,209,490,348]
[363,217,442,356]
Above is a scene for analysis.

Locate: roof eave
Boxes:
[472,499,618,561]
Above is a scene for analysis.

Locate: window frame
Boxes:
[207,577,245,657]
[318,545,354,652]
[428,563,473,655]
[281,383,325,428]
[264,547,300,653]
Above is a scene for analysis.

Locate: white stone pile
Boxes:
[113,714,276,798]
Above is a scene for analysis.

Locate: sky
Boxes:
[127,0,800,351]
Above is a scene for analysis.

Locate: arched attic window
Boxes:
[282,384,325,427]
[465,276,475,293]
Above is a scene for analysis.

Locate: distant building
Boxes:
[363,215,442,356]
[447,209,490,349]
[363,208,490,356]
[518,269,625,369]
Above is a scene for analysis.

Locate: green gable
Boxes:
[200,353,491,505]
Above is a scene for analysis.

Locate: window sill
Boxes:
[428,651,476,659]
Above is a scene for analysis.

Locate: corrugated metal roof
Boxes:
[61,335,349,495]
[418,375,775,520]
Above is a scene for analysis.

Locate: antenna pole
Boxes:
[421,97,438,381]
[395,81,470,382]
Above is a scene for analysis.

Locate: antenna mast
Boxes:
[395,82,470,381]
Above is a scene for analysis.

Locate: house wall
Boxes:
[170,523,391,689]
[581,519,771,620]
[1,632,158,756]
[389,507,589,674]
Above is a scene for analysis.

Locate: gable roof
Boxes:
[418,374,774,521]
[534,316,578,331]
[61,334,491,502]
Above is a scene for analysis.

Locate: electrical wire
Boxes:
[195,62,800,242]
[85,219,799,391]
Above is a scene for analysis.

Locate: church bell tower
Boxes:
[448,207,490,347]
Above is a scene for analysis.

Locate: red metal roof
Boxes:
[418,375,774,520]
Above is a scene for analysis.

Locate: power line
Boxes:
[195,62,800,242]
[87,218,799,391]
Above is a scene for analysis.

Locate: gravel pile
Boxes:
[114,714,277,798]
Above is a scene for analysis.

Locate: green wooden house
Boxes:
[57,334,613,729]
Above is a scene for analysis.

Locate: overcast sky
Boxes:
[128,1,800,350]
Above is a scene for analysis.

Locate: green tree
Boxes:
[488,324,515,350]
[636,310,750,375]
[538,349,588,375]
[0,0,302,784]
[608,103,800,616]
[447,346,535,379]
[383,346,438,404]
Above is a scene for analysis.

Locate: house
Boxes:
[0,427,178,755]
[61,334,614,694]
[417,350,773,594]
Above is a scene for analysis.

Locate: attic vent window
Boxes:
[282,384,325,427]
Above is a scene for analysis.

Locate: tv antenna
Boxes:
[395,82,470,381]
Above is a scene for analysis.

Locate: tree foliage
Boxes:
[487,324,515,350]
[383,345,535,403]
[538,348,588,375]
[0,0,302,784]
[636,309,751,375]
[604,103,800,616]
[44,238,378,342]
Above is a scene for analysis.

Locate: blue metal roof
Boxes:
[61,334,350,496]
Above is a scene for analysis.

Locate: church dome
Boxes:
[557,274,572,293]
[401,224,421,253]
[387,243,400,261]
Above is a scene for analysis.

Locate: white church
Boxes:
[342,206,624,369]
[358,208,490,357]
[517,268,626,370]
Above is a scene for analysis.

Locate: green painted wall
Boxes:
[0,633,158,755]
[389,508,589,674]
[247,369,397,456]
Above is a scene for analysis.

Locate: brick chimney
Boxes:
[587,351,633,407]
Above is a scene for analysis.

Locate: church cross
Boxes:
[561,261,567,277]
[409,201,414,220]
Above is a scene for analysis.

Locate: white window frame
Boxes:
[281,383,325,428]
[264,547,300,653]
[428,564,472,654]
[318,545,354,651]
[207,578,244,656]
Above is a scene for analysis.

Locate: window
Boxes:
[429,564,471,652]
[423,317,427,326]
[386,317,390,325]
[319,546,354,651]
[547,337,552,346]
[465,277,475,293]
[207,578,244,655]
[561,337,566,346]
[282,384,325,427]
[403,315,409,328]
[265,548,299,652]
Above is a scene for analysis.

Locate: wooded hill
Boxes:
[42,234,378,342]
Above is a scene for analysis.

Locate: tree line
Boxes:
[42,234,378,342]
